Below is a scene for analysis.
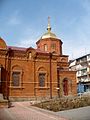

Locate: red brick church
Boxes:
[0,19,77,101]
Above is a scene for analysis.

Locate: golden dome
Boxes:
[0,37,7,49]
[41,32,57,39]
[41,17,57,39]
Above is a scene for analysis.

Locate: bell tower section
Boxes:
[36,17,63,55]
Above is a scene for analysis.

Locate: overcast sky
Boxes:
[0,0,90,59]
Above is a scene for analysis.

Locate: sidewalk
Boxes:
[0,101,68,120]
[56,106,90,120]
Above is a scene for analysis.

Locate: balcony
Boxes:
[76,58,87,64]
[77,72,87,77]
[84,78,90,82]
[77,78,90,83]
[81,72,87,76]
[80,60,87,63]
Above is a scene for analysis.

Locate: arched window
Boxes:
[12,72,20,86]
[37,67,47,87]
[39,73,45,87]
[12,65,22,87]
[51,43,56,49]
[44,44,48,51]
[29,52,32,59]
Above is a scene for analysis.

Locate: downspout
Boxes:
[50,53,52,99]
[7,48,11,107]
[34,58,36,98]
[34,53,37,99]
[57,68,60,98]
[5,50,8,99]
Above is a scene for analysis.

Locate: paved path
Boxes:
[0,102,67,120]
[56,106,90,120]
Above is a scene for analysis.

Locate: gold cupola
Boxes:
[0,37,7,49]
[36,17,63,55]
[41,17,57,39]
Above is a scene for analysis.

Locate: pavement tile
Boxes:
[0,101,68,120]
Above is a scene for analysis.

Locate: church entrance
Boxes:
[63,78,68,96]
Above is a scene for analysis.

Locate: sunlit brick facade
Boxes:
[0,21,77,100]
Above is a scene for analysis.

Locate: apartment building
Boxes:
[69,54,90,93]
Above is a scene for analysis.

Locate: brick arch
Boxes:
[12,65,22,71]
[61,58,66,62]
[37,66,46,72]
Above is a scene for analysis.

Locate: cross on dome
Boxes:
[47,16,51,32]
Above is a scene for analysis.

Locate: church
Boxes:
[0,19,77,101]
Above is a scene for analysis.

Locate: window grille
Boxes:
[12,72,20,86]
[39,73,45,87]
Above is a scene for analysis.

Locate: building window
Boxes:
[77,70,81,75]
[51,43,56,49]
[81,68,87,75]
[29,52,32,59]
[80,57,87,62]
[39,73,45,87]
[44,44,48,51]
[12,72,21,86]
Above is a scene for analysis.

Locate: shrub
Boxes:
[33,96,90,112]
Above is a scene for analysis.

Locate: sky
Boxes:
[0,0,90,59]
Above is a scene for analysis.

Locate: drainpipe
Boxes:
[7,48,11,108]
[5,50,8,99]
[57,68,60,98]
[50,53,52,99]
[34,58,36,98]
